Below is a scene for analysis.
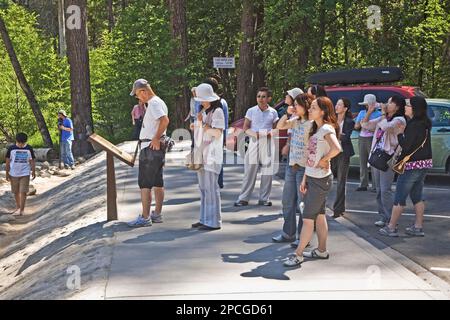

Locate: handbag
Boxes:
[185,149,203,171]
[368,133,392,172]
[392,131,428,175]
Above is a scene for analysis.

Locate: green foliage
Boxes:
[0,2,70,147]
[89,0,179,143]
[1,0,449,146]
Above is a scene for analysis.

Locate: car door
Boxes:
[427,103,450,173]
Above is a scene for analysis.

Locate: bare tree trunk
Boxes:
[106,0,115,32]
[0,16,53,148]
[168,0,189,129]
[235,0,256,121]
[58,0,66,57]
[314,0,326,67]
[65,0,94,156]
[252,1,266,94]
[342,0,349,66]
[0,121,14,143]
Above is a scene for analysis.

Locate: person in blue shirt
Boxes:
[354,94,382,191]
[58,110,75,169]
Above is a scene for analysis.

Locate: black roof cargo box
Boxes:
[306,67,404,85]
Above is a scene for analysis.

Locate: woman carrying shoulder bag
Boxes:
[191,83,225,231]
[361,95,407,228]
[379,96,432,237]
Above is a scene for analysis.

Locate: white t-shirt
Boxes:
[245,105,279,133]
[140,96,168,149]
[6,144,35,177]
[305,124,337,178]
[289,120,313,167]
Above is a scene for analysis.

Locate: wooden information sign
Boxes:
[88,133,137,221]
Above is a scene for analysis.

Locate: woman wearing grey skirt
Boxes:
[284,97,342,267]
[191,83,225,231]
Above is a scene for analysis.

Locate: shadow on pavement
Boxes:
[222,244,295,280]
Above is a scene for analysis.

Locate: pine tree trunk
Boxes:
[65,0,94,156]
[168,0,189,129]
[235,0,256,121]
[252,1,266,95]
[0,16,53,148]
[106,0,115,32]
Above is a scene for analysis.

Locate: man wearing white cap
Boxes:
[128,79,170,227]
[354,94,382,191]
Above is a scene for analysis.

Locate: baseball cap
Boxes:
[58,110,67,117]
[358,94,377,105]
[130,79,150,96]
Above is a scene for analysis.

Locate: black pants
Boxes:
[133,119,143,140]
[331,153,351,215]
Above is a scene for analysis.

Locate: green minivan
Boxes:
[350,99,450,175]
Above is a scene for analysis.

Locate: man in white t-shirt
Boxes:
[127,79,170,228]
[235,87,279,207]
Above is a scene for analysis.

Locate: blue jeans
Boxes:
[61,140,74,166]
[394,169,427,206]
[281,165,305,239]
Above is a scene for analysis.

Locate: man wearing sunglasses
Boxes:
[234,87,279,207]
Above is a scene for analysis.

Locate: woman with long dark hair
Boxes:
[379,96,432,237]
[360,95,407,228]
[331,98,355,218]
[273,94,312,244]
[284,97,341,267]
[191,83,225,231]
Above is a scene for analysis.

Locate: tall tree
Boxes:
[235,0,257,121]
[0,15,53,148]
[106,0,115,32]
[168,0,189,129]
[252,1,266,94]
[65,0,94,156]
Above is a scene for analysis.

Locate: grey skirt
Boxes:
[302,175,333,220]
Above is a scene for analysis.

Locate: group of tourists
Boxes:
[124,78,433,268]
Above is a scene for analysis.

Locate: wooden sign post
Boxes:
[87,133,137,221]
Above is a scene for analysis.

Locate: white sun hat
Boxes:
[194,83,220,102]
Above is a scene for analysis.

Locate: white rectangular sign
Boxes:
[213,57,235,69]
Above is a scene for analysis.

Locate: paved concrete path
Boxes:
[103,141,449,300]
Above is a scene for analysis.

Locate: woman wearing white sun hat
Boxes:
[191,83,225,231]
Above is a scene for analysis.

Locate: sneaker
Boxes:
[303,248,329,259]
[70,165,75,170]
[150,211,163,223]
[127,215,152,228]
[356,187,367,191]
[374,220,386,227]
[272,234,294,243]
[258,200,272,206]
[405,225,425,237]
[378,225,399,237]
[283,254,303,267]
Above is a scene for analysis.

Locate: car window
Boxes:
[428,105,450,127]
[327,90,362,114]
[275,102,288,118]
